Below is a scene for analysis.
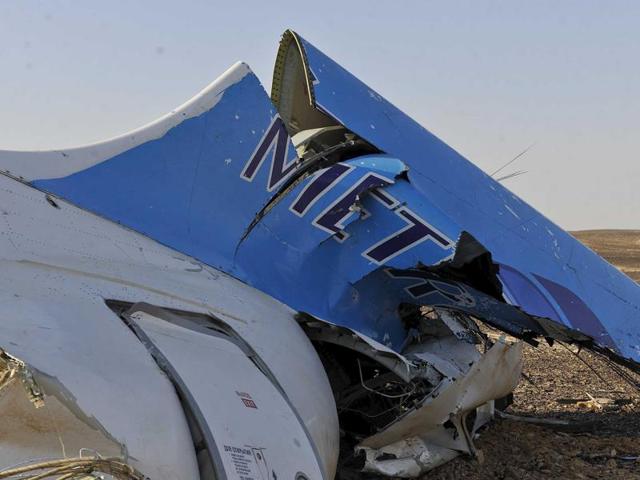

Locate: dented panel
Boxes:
[273,30,640,362]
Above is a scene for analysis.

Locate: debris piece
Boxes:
[0,456,148,480]
[0,348,44,408]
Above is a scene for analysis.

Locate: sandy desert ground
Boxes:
[573,230,640,282]
[427,230,640,480]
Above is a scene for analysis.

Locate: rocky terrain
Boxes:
[427,230,640,479]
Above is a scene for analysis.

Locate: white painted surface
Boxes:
[0,174,338,479]
[131,310,323,480]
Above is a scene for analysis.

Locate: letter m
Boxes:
[240,116,298,191]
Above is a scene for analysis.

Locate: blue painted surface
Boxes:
[35,72,281,278]
[498,264,563,324]
[32,39,640,362]
[297,34,640,359]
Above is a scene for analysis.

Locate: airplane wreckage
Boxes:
[0,30,639,480]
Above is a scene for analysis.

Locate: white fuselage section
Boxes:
[0,173,338,480]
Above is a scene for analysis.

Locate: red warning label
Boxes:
[236,391,258,409]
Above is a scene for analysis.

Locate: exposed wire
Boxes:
[559,342,640,397]
[340,402,409,419]
[0,457,148,480]
[495,170,528,182]
[490,143,535,177]
[356,359,416,399]
[559,342,614,391]
[598,353,640,393]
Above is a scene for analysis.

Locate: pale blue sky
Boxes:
[1,1,638,230]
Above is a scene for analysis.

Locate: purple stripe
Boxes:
[291,163,351,215]
[534,274,617,350]
[365,209,449,264]
[498,264,562,322]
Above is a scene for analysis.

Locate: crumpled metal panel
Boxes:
[359,340,522,450]
[282,31,640,362]
[22,34,640,365]
[356,341,522,478]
